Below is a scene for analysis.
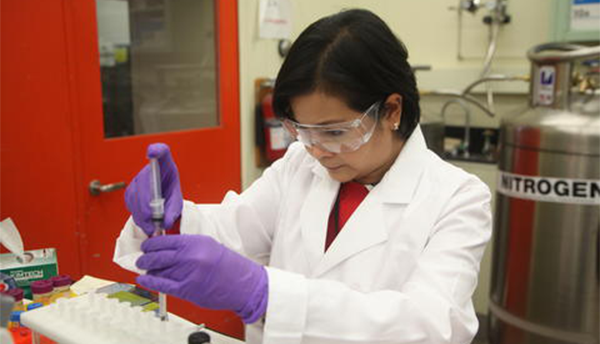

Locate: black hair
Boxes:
[272,9,420,140]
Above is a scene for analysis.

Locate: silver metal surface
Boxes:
[491,145,599,344]
[490,43,600,344]
[527,43,600,64]
[502,96,600,156]
[88,180,127,196]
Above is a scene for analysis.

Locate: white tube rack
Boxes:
[20,292,201,344]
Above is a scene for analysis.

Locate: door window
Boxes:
[96,0,218,138]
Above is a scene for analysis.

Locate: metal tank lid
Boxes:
[503,43,600,156]
[527,43,600,63]
[502,95,600,156]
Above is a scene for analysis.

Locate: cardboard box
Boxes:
[0,248,58,299]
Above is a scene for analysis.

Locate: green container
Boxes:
[0,248,58,299]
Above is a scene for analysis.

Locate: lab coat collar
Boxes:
[372,125,429,204]
[303,125,429,277]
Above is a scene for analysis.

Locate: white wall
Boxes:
[239,0,552,186]
[237,0,554,315]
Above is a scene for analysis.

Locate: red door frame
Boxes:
[1,0,83,278]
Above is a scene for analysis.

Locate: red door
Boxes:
[2,0,244,338]
[70,0,243,337]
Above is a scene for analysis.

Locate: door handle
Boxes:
[89,180,127,196]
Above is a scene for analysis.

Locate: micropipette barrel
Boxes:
[148,158,168,321]
[149,159,165,229]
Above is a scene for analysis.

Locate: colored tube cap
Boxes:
[50,275,72,288]
[10,310,24,322]
[30,280,53,294]
[27,302,43,311]
[1,288,24,301]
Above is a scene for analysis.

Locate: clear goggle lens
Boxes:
[283,102,381,154]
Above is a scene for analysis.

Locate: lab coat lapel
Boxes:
[312,125,430,277]
[300,163,340,273]
[313,194,387,277]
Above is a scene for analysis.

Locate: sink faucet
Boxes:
[441,98,471,158]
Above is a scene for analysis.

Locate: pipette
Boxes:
[149,158,168,322]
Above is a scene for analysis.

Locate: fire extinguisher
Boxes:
[257,92,293,163]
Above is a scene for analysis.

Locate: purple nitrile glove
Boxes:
[136,234,268,324]
[125,143,183,236]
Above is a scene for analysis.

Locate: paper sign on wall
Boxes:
[259,0,292,39]
[571,0,600,31]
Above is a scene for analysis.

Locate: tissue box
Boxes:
[0,248,58,299]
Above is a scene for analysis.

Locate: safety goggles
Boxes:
[283,101,381,153]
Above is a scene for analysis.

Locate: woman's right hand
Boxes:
[124,143,183,236]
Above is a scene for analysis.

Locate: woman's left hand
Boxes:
[136,234,268,324]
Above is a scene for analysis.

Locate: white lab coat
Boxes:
[114,126,492,344]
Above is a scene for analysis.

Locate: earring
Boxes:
[393,123,399,131]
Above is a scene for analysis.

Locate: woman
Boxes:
[114,9,491,344]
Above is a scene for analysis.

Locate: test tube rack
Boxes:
[20,292,201,344]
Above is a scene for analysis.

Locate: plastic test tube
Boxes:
[149,158,168,321]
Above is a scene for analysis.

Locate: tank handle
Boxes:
[527,42,600,63]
